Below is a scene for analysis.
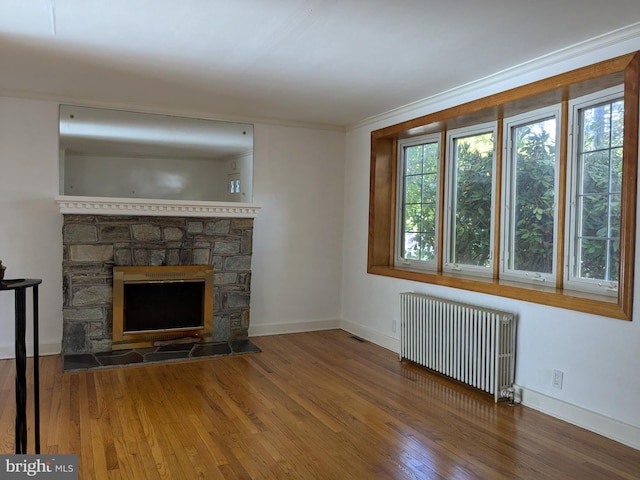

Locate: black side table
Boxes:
[0,278,42,454]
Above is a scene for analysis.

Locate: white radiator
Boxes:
[400,292,516,402]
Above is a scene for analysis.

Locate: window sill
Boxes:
[368,265,625,320]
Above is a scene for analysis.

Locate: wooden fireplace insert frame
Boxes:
[112,265,214,350]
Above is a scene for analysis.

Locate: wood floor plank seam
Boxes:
[0,329,638,479]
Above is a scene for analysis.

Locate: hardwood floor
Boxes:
[1,330,638,479]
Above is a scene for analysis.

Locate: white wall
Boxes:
[0,96,345,359]
[0,97,63,357]
[341,37,640,448]
[250,124,345,334]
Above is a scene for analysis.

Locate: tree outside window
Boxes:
[504,115,558,281]
[399,139,439,264]
[447,129,495,271]
[574,98,623,286]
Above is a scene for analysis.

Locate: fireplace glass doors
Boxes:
[112,265,214,349]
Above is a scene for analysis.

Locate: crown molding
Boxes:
[0,90,346,133]
[348,22,640,132]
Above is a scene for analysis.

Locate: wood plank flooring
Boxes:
[1,329,638,479]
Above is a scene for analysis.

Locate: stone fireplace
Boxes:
[58,198,259,354]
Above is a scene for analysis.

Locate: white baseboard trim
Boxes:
[249,318,341,337]
[333,323,639,451]
[517,385,640,450]
[249,319,401,352]
[340,320,400,354]
[31,315,628,449]
[0,342,61,360]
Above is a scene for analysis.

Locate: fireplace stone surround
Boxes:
[61,211,255,354]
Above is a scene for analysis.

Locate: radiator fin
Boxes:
[400,292,516,402]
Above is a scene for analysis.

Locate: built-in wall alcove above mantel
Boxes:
[58,105,255,204]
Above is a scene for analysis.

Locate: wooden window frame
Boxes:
[565,87,625,296]
[368,52,640,320]
[395,134,441,271]
[500,106,561,287]
[443,122,498,278]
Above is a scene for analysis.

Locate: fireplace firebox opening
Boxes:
[112,265,214,350]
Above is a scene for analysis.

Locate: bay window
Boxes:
[369,52,639,320]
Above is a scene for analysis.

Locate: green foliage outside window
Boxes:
[402,142,438,261]
[400,98,623,284]
[451,132,494,267]
[511,119,556,274]
[576,99,623,282]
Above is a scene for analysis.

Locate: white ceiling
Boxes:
[1,0,640,128]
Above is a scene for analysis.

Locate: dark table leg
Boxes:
[33,285,40,454]
[14,287,27,454]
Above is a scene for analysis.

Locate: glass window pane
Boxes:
[573,96,623,285]
[581,194,609,237]
[452,132,494,267]
[404,233,420,260]
[611,100,624,147]
[611,147,622,193]
[400,140,439,265]
[581,103,611,151]
[422,173,437,205]
[405,145,423,175]
[420,204,437,261]
[610,194,621,238]
[405,175,423,205]
[423,143,439,173]
[511,118,556,274]
[578,239,606,279]
[404,204,421,233]
[420,204,437,238]
[582,152,612,194]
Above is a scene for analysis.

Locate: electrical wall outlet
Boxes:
[552,369,564,389]
[392,319,397,333]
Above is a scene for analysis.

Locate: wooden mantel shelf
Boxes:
[55,195,262,218]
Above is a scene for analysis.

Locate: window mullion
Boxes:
[493,118,504,280]
[436,130,447,272]
[556,100,570,289]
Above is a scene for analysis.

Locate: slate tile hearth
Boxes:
[63,340,260,371]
